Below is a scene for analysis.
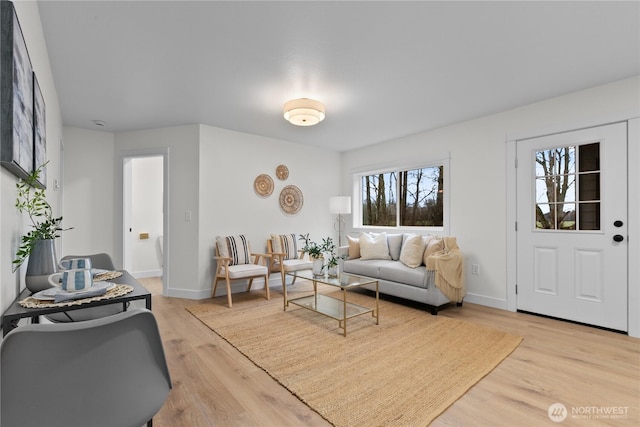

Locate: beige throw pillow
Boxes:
[399,234,426,268]
[359,232,391,260]
[347,235,360,259]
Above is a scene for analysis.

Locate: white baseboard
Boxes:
[463,293,508,311]
[167,287,211,300]
[169,279,269,300]
[131,269,163,279]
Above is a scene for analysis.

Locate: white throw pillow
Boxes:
[359,232,391,260]
[399,234,426,268]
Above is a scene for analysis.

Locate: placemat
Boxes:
[94,271,123,281]
[18,284,134,309]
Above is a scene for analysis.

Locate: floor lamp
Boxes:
[330,196,351,246]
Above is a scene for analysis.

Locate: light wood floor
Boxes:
[140,277,640,427]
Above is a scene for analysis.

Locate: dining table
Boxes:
[1,270,152,337]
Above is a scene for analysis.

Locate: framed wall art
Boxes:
[33,72,46,188]
[0,1,34,181]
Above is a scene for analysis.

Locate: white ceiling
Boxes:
[37,1,640,152]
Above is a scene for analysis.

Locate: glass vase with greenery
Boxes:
[13,164,71,272]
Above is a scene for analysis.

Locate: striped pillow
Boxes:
[280,234,298,260]
[271,233,298,260]
[216,235,251,265]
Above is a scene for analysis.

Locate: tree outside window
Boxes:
[535,142,600,231]
[361,165,444,227]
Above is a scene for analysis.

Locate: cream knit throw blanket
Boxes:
[426,237,465,302]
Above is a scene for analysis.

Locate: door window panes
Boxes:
[534,143,600,231]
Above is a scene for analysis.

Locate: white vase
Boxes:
[312,257,324,276]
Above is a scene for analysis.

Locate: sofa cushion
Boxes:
[399,234,426,268]
[343,259,382,277]
[378,261,427,288]
[359,232,391,260]
[386,233,403,261]
[347,235,360,259]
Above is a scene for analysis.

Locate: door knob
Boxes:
[613,234,624,242]
[614,220,623,227]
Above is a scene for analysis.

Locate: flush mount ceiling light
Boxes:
[283,98,325,126]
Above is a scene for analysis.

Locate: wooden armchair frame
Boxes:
[213,247,270,308]
[266,238,312,297]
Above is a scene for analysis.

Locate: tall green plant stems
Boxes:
[13,164,70,272]
[298,234,343,267]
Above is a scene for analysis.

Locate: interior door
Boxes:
[516,123,628,331]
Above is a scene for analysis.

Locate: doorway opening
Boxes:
[121,149,169,296]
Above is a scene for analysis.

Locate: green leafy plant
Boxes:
[299,234,339,262]
[324,237,346,269]
[299,233,324,259]
[13,164,71,272]
[327,253,346,269]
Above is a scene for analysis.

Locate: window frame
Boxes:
[351,157,450,234]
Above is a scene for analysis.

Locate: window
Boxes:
[535,143,600,231]
[358,164,445,228]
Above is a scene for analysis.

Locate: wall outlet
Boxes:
[472,264,480,275]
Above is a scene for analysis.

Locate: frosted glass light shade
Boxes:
[329,196,351,214]
[283,98,325,126]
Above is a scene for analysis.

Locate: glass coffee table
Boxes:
[285,269,379,337]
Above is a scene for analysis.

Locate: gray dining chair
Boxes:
[46,253,127,322]
[1,308,172,427]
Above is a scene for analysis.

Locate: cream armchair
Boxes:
[267,233,312,291]
[213,235,270,307]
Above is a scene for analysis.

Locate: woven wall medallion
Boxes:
[279,185,303,215]
[254,174,274,197]
[276,164,289,180]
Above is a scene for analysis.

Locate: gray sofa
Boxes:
[339,233,462,314]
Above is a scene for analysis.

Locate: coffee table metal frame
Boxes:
[285,269,379,337]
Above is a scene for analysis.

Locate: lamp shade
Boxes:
[283,98,325,126]
[329,196,351,214]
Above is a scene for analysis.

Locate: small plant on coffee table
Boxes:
[299,233,323,259]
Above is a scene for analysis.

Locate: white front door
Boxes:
[516,123,628,331]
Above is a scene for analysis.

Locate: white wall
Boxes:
[114,125,200,297]
[62,123,340,300]
[62,127,115,256]
[130,156,163,276]
[197,125,340,299]
[58,77,638,309]
[1,2,63,312]
[341,76,640,310]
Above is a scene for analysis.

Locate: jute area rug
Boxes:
[186,282,522,426]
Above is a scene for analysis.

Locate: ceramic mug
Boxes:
[48,268,94,292]
[58,257,92,271]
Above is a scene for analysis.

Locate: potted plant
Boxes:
[13,163,72,292]
[322,238,347,277]
[299,233,325,275]
[299,235,341,276]
[299,233,323,259]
